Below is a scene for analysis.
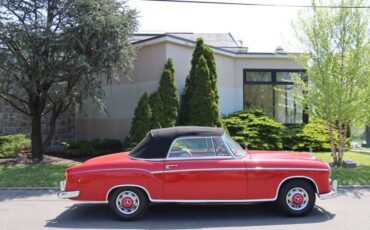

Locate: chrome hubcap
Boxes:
[116,191,140,214]
[286,187,309,211]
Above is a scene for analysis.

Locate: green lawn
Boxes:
[0,163,69,187]
[0,151,369,187]
[313,151,370,185]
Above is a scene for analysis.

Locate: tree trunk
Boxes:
[31,114,44,162]
[365,126,370,147]
[337,122,347,166]
[327,123,338,165]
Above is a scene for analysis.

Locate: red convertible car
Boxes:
[58,126,337,220]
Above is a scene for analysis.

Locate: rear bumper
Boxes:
[318,180,338,200]
[57,180,80,199]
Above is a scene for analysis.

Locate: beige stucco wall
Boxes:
[75,41,303,141]
[75,42,167,140]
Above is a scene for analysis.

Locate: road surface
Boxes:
[0,188,369,230]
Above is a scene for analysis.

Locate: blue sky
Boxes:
[127,0,315,52]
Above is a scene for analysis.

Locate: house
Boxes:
[75,32,305,141]
[0,32,305,150]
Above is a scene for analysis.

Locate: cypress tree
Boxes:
[178,38,206,125]
[158,59,179,127]
[149,91,164,129]
[125,92,152,148]
[204,46,219,101]
[190,56,220,126]
[178,37,221,126]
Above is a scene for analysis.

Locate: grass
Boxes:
[313,151,370,185]
[0,163,70,187]
[0,151,369,187]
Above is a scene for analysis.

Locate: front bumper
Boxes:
[318,180,338,200]
[57,180,80,199]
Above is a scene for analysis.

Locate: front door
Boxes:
[163,136,247,200]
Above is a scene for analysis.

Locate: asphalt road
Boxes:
[0,188,369,230]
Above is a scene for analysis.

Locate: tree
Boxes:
[125,92,152,148]
[178,38,221,126]
[293,0,370,166]
[0,0,138,161]
[158,59,179,127]
[190,55,220,126]
[149,91,164,129]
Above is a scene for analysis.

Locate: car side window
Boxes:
[168,137,216,159]
[212,137,231,157]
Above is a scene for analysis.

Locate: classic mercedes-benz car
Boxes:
[58,126,337,220]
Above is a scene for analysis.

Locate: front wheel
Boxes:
[277,180,316,217]
[108,187,149,220]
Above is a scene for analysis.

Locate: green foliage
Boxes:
[0,164,70,187]
[0,0,138,160]
[62,139,123,157]
[0,134,31,158]
[190,56,220,126]
[178,38,221,126]
[222,110,284,150]
[158,59,179,127]
[149,91,164,129]
[293,0,370,165]
[125,92,152,149]
[283,118,336,152]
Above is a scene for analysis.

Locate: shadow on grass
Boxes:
[331,166,370,185]
[45,202,335,229]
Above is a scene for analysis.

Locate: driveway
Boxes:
[0,188,369,230]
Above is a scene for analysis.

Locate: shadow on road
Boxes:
[45,202,335,229]
[0,190,57,202]
[338,188,370,199]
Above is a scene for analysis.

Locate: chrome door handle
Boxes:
[165,164,178,170]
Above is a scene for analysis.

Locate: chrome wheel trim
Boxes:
[116,191,140,215]
[286,187,309,211]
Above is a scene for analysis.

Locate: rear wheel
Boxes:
[108,187,149,220]
[277,180,316,217]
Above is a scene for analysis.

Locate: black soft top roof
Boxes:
[129,126,225,159]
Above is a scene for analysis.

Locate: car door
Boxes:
[163,136,247,200]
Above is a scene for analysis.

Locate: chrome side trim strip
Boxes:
[105,176,320,203]
[150,198,276,203]
[69,168,155,176]
[159,168,245,174]
[105,184,154,201]
[70,167,329,176]
[274,175,320,195]
[246,167,329,171]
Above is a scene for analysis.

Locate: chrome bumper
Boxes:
[318,180,338,200]
[57,180,80,199]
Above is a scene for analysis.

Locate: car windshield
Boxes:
[223,134,246,157]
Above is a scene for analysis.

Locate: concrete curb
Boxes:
[0,185,370,190]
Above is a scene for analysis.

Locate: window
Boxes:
[168,137,231,159]
[243,70,305,124]
[223,135,245,157]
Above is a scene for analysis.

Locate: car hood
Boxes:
[248,150,315,161]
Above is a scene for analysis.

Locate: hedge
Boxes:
[222,110,341,152]
[62,139,123,157]
[0,134,31,158]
